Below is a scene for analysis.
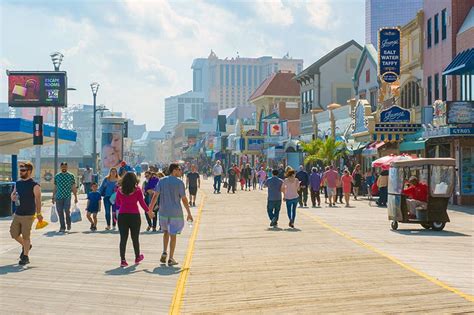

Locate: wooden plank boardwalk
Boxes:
[179,182,473,314]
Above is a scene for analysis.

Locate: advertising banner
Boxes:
[8,71,67,107]
[269,123,282,136]
[380,105,410,123]
[101,123,123,175]
[378,28,401,83]
[446,101,474,124]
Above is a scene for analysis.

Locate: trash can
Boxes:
[0,182,14,217]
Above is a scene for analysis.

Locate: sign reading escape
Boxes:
[378,28,401,83]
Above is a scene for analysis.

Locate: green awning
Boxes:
[399,139,427,152]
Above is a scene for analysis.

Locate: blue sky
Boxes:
[0,0,365,130]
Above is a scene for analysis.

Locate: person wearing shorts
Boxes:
[149,163,193,266]
[10,162,43,266]
[323,165,339,207]
[186,165,200,207]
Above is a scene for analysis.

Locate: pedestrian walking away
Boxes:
[212,160,223,193]
[186,164,201,207]
[352,164,362,200]
[53,162,78,233]
[282,169,300,228]
[149,163,193,266]
[143,171,160,231]
[99,167,119,230]
[115,172,153,267]
[341,170,353,207]
[10,162,43,266]
[322,165,339,207]
[257,167,267,190]
[86,182,101,231]
[266,169,283,227]
[227,164,237,193]
[309,167,322,207]
[336,167,343,204]
[296,165,309,207]
[82,165,93,194]
[376,169,389,207]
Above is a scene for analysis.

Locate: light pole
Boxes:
[310,109,323,140]
[327,103,341,139]
[90,82,100,174]
[50,52,64,177]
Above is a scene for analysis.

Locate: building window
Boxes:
[350,58,357,70]
[336,88,352,105]
[242,65,247,86]
[442,75,447,100]
[461,75,474,101]
[365,69,370,83]
[237,65,241,87]
[254,66,258,87]
[297,63,303,74]
[427,76,432,104]
[400,81,420,108]
[248,65,252,87]
[370,90,377,109]
[220,65,224,86]
[434,14,439,45]
[225,65,229,86]
[441,9,447,40]
[434,73,439,100]
[427,18,432,48]
[231,65,235,85]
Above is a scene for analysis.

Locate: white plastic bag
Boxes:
[70,204,82,223]
[50,205,58,223]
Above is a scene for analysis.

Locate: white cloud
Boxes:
[254,0,294,26]
[55,17,98,57]
[305,0,337,30]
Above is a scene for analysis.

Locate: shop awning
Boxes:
[349,141,370,155]
[399,139,427,152]
[362,141,385,156]
[443,48,474,76]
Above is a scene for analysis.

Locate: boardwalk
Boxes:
[0,179,473,314]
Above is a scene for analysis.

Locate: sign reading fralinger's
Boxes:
[378,28,400,83]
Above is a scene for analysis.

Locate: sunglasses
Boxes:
[61,163,68,166]
[19,168,29,172]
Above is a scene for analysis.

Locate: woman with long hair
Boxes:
[352,164,362,200]
[99,167,119,230]
[115,172,153,267]
[282,169,300,228]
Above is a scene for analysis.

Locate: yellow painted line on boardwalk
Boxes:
[169,193,206,315]
[301,210,474,303]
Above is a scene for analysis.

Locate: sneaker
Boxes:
[112,226,117,230]
[90,223,94,230]
[160,252,167,264]
[146,226,151,232]
[135,254,144,264]
[304,204,307,207]
[59,229,65,233]
[67,225,71,231]
[168,258,178,266]
[92,225,97,231]
[289,222,295,228]
[120,260,128,268]
[105,226,111,230]
[152,227,157,232]
[20,244,32,259]
[19,255,30,266]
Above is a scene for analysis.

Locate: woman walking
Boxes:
[341,169,353,207]
[115,172,153,267]
[257,167,267,190]
[99,167,119,230]
[143,171,159,231]
[282,169,300,228]
[352,164,362,200]
[376,169,389,207]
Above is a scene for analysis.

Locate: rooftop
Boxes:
[249,71,300,102]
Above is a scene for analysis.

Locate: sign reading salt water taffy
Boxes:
[378,28,401,83]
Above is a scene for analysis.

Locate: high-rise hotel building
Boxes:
[191,51,303,110]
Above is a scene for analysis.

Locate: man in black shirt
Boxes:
[227,164,237,194]
[186,165,200,207]
[296,165,309,207]
[10,162,42,265]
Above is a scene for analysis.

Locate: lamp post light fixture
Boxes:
[327,103,341,139]
[310,109,323,140]
[50,52,64,178]
[90,82,100,174]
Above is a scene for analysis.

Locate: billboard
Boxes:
[269,123,282,136]
[8,71,67,107]
[446,101,474,125]
[101,123,123,175]
[378,28,400,83]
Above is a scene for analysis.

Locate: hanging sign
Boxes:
[446,101,474,125]
[380,105,410,123]
[378,28,401,83]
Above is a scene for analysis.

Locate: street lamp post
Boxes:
[327,103,341,139]
[310,109,323,140]
[50,52,64,177]
[90,82,100,174]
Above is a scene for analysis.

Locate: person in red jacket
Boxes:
[402,176,428,216]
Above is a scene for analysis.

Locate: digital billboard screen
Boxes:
[7,71,67,107]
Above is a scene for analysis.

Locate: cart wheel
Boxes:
[431,221,446,231]
[391,221,398,230]
[420,223,431,230]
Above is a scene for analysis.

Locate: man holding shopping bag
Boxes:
[10,162,42,265]
[52,162,78,233]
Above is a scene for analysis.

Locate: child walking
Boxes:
[116,172,153,267]
[86,182,101,231]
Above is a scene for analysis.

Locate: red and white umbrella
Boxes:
[372,154,417,170]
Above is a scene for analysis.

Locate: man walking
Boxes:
[149,163,193,266]
[82,165,93,194]
[296,165,309,207]
[277,164,285,180]
[322,165,339,207]
[185,164,200,207]
[212,160,223,194]
[266,169,283,227]
[53,162,78,233]
[242,163,252,191]
[10,162,42,265]
[309,167,322,207]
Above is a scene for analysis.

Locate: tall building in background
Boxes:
[163,91,204,133]
[192,51,303,110]
[365,0,423,47]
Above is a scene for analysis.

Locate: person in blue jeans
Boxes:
[53,162,78,233]
[266,169,283,227]
[212,161,223,193]
[99,167,119,230]
[282,169,300,228]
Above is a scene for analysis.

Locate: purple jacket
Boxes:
[144,176,159,192]
[309,172,322,191]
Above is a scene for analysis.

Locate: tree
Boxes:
[301,137,348,167]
